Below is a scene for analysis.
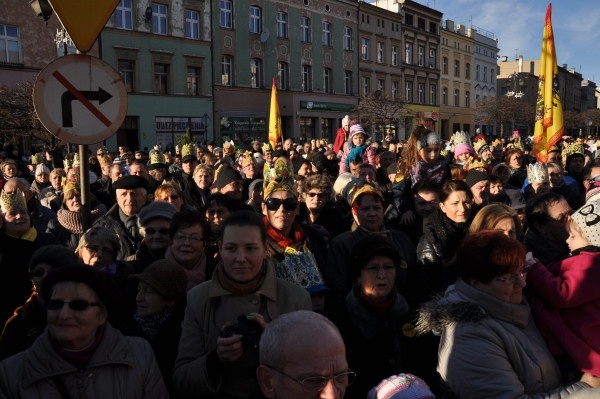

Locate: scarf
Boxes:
[346,144,367,169]
[51,323,106,369]
[214,261,267,295]
[263,215,304,249]
[164,246,206,291]
[119,208,139,240]
[133,307,174,340]
[57,208,84,234]
[358,285,397,316]
[410,159,447,186]
[20,226,38,241]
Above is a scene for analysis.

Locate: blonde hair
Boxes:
[75,226,120,256]
[469,203,522,238]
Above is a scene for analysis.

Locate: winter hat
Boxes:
[570,200,600,247]
[112,175,149,191]
[349,124,367,140]
[368,374,435,399]
[248,179,263,195]
[35,164,50,176]
[333,172,358,198]
[452,131,474,157]
[417,131,441,150]
[215,164,242,190]
[137,201,177,227]
[342,115,351,127]
[130,259,187,301]
[351,235,403,278]
[465,169,490,188]
[29,245,81,273]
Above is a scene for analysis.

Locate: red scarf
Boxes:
[263,215,304,249]
[359,286,397,316]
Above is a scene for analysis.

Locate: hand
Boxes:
[580,372,600,388]
[400,210,415,226]
[246,313,267,331]
[216,327,244,364]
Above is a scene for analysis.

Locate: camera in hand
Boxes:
[220,315,263,353]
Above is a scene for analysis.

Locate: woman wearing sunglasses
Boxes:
[0,265,169,398]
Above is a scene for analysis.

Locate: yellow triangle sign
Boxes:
[49,0,121,53]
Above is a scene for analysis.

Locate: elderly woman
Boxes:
[0,265,169,397]
[416,231,600,398]
[164,209,214,290]
[468,202,522,240]
[190,163,213,210]
[46,181,107,250]
[39,167,65,211]
[173,210,311,399]
[120,259,187,395]
[154,181,186,212]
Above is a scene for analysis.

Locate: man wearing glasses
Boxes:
[257,310,352,399]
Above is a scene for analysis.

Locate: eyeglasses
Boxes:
[495,266,530,285]
[84,245,115,256]
[265,366,356,392]
[363,265,396,275]
[46,299,101,312]
[265,197,298,211]
[173,234,204,243]
[306,192,329,199]
[144,227,170,236]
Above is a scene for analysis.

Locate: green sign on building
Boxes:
[300,101,355,113]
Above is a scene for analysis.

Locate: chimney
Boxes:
[446,20,454,31]
[502,56,508,62]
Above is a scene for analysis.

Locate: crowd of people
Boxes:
[0,118,599,398]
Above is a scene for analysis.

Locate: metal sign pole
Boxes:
[79,144,91,230]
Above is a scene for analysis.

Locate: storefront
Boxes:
[155,116,209,149]
[218,113,267,148]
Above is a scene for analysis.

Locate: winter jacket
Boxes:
[528,250,600,376]
[416,279,595,399]
[93,204,141,260]
[0,323,168,398]
[339,142,376,174]
[173,262,311,399]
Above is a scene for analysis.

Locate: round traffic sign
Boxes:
[33,54,128,145]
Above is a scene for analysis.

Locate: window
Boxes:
[405,13,413,26]
[483,66,488,82]
[391,46,398,66]
[378,79,385,94]
[454,89,460,106]
[154,63,169,94]
[250,59,261,88]
[185,10,200,39]
[392,81,399,98]
[277,62,288,90]
[0,24,20,64]
[417,18,425,30]
[343,27,352,50]
[323,22,332,46]
[491,68,495,84]
[418,83,425,103]
[277,12,288,38]
[405,81,413,102]
[186,67,200,95]
[301,17,311,42]
[465,91,470,108]
[362,77,370,97]
[323,68,331,93]
[429,49,436,68]
[249,6,261,34]
[222,55,233,86]
[115,0,132,30]
[442,57,448,74]
[429,21,437,33]
[476,65,480,81]
[454,60,460,77]
[465,63,470,79]
[361,38,369,61]
[418,46,424,66]
[377,42,384,63]
[344,71,352,95]
[302,65,312,92]
[429,84,436,105]
[442,87,448,105]
[152,3,167,35]
[405,43,412,64]
[220,0,232,28]
[118,60,135,93]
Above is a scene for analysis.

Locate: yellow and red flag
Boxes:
[533,3,564,163]
[268,78,282,150]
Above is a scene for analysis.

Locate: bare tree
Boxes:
[351,94,407,138]
[475,96,535,137]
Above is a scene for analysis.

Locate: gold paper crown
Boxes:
[263,157,296,198]
[181,143,194,158]
[346,181,384,205]
[452,131,471,147]
[527,163,549,183]
[72,153,80,166]
[262,142,273,153]
[31,153,44,165]
[63,158,73,169]
[0,189,27,214]
[177,128,195,159]
[240,151,255,168]
[223,140,236,156]
[150,151,166,165]
[467,156,487,171]
[98,155,111,168]
[63,181,80,197]
[512,140,523,151]
[563,142,584,158]
[473,139,489,154]
[492,138,502,148]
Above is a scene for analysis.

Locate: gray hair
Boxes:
[259,310,341,368]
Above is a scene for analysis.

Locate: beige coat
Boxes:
[173,262,312,399]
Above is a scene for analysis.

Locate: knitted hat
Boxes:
[571,201,600,247]
[137,201,177,226]
[35,164,50,176]
[368,374,435,399]
[40,265,116,308]
[342,115,351,127]
[29,245,81,273]
[215,164,242,190]
[248,179,263,195]
[351,235,402,278]
[130,259,187,300]
[333,172,359,198]
[417,131,441,150]
[465,169,489,188]
[349,124,367,140]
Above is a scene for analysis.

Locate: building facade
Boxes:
[472,26,499,135]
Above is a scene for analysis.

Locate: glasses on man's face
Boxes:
[173,234,204,243]
[46,299,101,312]
[265,197,298,211]
[265,366,356,392]
[144,227,170,236]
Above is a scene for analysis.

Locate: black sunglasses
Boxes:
[144,227,170,236]
[46,299,101,312]
[265,197,298,211]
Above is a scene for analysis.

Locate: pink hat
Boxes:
[454,143,474,157]
[368,374,435,399]
[349,124,366,139]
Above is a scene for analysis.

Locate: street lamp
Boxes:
[505,72,525,98]
[29,0,53,24]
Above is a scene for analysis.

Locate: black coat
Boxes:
[93,204,141,260]
[0,294,46,361]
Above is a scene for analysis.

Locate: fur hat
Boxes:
[465,169,490,188]
[130,259,187,301]
[571,201,600,247]
[368,374,435,399]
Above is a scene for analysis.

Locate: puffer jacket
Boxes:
[0,323,168,398]
[416,279,595,399]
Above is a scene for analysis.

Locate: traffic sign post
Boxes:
[33,53,128,145]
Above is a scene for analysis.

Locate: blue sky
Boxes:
[404,0,600,84]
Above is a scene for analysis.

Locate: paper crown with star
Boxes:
[527,163,549,184]
[467,156,488,171]
[0,189,27,214]
[263,157,296,199]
